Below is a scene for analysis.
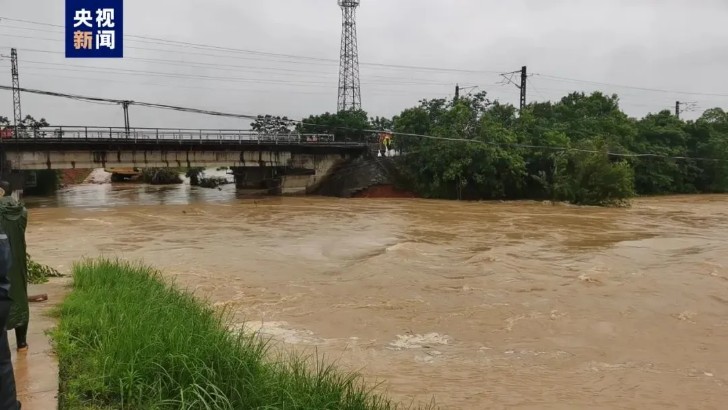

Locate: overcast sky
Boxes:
[0,0,727,129]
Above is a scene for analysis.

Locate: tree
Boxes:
[552,138,635,206]
[298,109,370,142]
[19,115,49,130]
[370,116,393,131]
[685,108,728,192]
[631,110,697,195]
[250,115,295,135]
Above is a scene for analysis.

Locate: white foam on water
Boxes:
[84,168,112,184]
[230,321,324,345]
[388,333,451,350]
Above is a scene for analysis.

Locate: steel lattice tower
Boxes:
[337,0,361,112]
[10,48,22,129]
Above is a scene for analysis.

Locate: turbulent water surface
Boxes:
[25,183,728,409]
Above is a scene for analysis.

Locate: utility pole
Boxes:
[520,66,527,111]
[675,101,697,120]
[455,84,460,102]
[499,65,528,112]
[10,48,22,130]
[122,101,131,133]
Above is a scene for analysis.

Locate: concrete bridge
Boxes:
[0,126,370,194]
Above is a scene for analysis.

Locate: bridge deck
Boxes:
[0,126,366,148]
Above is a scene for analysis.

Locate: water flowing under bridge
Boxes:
[0,126,371,194]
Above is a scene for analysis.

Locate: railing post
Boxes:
[156,128,159,141]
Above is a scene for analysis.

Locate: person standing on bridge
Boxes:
[0,181,21,410]
[0,182,29,353]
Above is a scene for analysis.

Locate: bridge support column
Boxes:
[0,151,26,195]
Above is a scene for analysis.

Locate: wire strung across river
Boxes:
[1,84,725,163]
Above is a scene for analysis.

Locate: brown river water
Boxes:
[22,182,728,409]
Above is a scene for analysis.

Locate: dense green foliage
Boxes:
[53,259,417,410]
[298,109,371,142]
[395,92,728,205]
[300,92,728,206]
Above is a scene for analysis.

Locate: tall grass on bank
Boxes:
[53,259,408,410]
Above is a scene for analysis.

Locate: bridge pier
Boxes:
[0,150,29,195]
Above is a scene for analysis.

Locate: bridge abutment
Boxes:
[231,153,347,195]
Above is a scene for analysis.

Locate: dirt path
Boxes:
[11,278,69,409]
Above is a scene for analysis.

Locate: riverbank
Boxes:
[52,259,410,409]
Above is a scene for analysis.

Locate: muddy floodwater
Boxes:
[24,183,728,409]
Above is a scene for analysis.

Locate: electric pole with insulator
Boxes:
[675,101,696,120]
[10,48,22,130]
[122,101,131,133]
[499,65,528,112]
[337,0,362,112]
[519,66,527,111]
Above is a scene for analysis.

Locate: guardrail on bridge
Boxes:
[0,126,345,145]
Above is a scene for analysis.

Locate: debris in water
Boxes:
[675,311,698,322]
[388,333,450,350]
[578,273,602,285]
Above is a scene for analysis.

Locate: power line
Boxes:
[19,68,449,98]
[535,74,728,98]
[0,16,506,75]
[0,84,724,164]
[15,50,459,87]
[3,15,728,101]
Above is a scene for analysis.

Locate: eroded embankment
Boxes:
[311,155,417,198]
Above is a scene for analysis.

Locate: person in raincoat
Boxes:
[0,182,28,353]
[0,181,20,409]
[378,132,393,157]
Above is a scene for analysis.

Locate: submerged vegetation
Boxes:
[141,168,183,185]
[53,259,414,410]
[27,253,63,284]
[298,92,728,206]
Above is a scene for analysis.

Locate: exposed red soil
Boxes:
[59,169,93,186]
[352,184,418,198]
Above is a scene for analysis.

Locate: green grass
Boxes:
[53,259,416,410]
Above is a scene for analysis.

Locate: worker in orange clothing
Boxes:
[379,132,392,156]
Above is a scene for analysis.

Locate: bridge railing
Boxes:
[2,126,340,144]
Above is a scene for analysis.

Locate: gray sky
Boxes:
[0,0,727,129]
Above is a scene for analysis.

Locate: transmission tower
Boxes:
[337,0,362,112]
[10,48,22,129]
